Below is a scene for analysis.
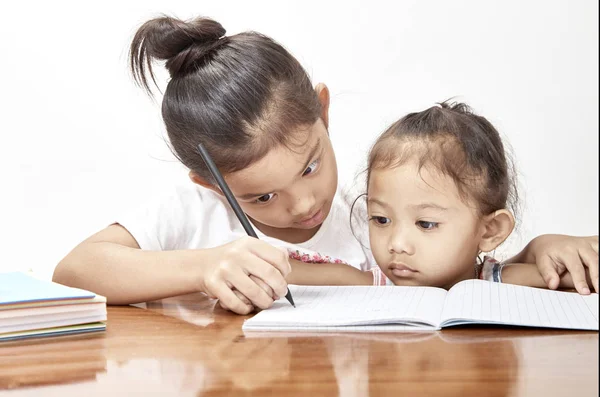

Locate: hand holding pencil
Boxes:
[199,237,293,314]
[197,142,296,314]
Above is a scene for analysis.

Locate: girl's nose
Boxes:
[289,193,317,218]
[388,227,415,256]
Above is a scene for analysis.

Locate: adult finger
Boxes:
[538,256,560,290]
[561,253,591,295]
[579,249,599,293]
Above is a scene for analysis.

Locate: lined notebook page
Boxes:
[242,285,447,332]
[440,279,599,330]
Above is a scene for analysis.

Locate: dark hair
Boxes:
[129,16,322,181]
[367,100,518,217]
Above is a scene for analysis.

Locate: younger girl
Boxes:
[364,101,597,290]
[53,15,597,314]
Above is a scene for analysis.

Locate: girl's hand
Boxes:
[200,237,290,314]
[517,235,598,294]
[218,275,278,313]
[217,258,374,312]
[501,262,595,294]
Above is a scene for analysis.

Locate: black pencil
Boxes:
[197,142,295,308]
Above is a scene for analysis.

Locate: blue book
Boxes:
[0,272,95,306]
[0,272,106,341]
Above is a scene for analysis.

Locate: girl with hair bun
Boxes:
[53,15,598,314]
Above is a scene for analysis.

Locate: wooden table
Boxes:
[1,292,598,396]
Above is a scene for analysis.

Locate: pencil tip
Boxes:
[285,290,295,308]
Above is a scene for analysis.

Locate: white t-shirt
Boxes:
[117,183,375,271]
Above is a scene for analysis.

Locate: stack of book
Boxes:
[0,272,106,341]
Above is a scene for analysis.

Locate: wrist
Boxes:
[506,240,536,265]
[170,249,214,295]
[479,257,504,283]
[501,263,547,288]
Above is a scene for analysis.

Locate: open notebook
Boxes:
[242,279,599,332]
[1,272,107,341]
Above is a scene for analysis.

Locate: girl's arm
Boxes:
[52,224,291,314]
[286,259,373,286]
[501,262,593,292]
[505,235,598,293]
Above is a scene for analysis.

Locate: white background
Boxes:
[0,0,597,279]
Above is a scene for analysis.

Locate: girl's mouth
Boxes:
[297,209,324,228]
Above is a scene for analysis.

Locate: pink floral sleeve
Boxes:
[287,249,348,265]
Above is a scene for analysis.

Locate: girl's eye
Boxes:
[417,221,439,230]
[302,159,320,176]
[369,216,391,226]
[255,193,275,204]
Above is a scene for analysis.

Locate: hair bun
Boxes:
[130,16,227,91]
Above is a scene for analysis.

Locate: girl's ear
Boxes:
[479,209,515,252]
[315,83,330,129]
[188,171,222,196]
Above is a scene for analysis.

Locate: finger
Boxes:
[232,289,255,311]
[587,236,599,255]
[249,275,277,300]
[243,255,289,299]
[219,300,228,310]
[228,268,275,310]
[219,289,253,310]
[538,256,560,290]
[579,249,599,293]
[212,284,254,314]
[561,253,591,295]
[246,239,292,277]
[559,272,574,291]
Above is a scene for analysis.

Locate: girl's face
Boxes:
[225,119,338,242]
[367,159,486,289]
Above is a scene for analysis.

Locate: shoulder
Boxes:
[144,183,229,216]
[116,182,236,250]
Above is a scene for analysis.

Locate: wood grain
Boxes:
[1,292,597,396]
